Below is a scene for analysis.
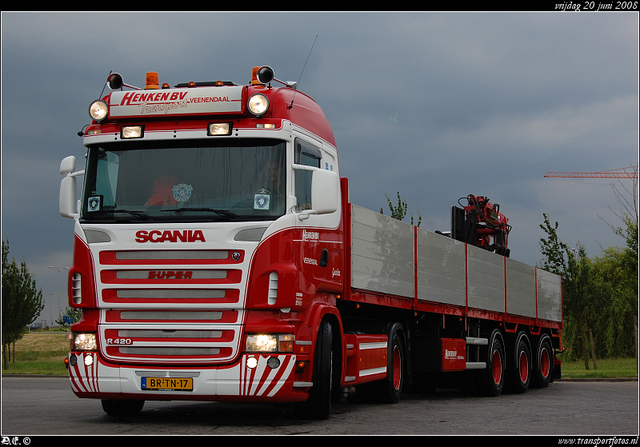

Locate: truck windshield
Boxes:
[80,139,286,223]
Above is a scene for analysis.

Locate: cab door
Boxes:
[293,138,343,296]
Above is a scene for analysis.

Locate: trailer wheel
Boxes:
[507,332,531,394]
[532,335,554,388]
[481,329,506,396]
[101,399,144,417]
[302,320,334,419]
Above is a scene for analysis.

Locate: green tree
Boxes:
[538,214,569,277]
[539,213,638,364]
[590,170,638,361]
[538,214,599,367]
[385,192,422,227]
[589,212,638,359]
[589,245,638,358]
[2,238,45,368]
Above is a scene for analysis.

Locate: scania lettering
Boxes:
[135,229,206,243]
[59,66,562,419]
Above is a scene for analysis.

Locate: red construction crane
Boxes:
[544,165,638,179]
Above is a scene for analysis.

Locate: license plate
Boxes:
[141,377,193,391]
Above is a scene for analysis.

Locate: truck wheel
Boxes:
[507,332,531,394]
[377,328,404,403]
[302,320,334,419]
[532,335,554,388]
[101,399,144,417]
[482,329,506,396]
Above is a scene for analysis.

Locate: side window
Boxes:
[294,138,321,211]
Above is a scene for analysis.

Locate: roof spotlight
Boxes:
[107,73,124,90]
[89,100,108,122]
[251,66,296,89]
[248,94,270,117]
[106,72,140,90]
[256,66,275,84]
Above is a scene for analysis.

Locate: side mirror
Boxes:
[311,169,339,214]
[298,168,340,220]
[59,156,83,219]
[60,155,76,175]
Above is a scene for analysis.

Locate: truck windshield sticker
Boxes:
[172,183,193,203]
[87,196,102,212]
[254,188,271,210]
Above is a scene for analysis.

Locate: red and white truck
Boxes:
[59,66,562,419]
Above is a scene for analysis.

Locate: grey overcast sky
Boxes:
[2,11,638,325]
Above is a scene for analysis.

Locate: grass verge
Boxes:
[2,331,69,375]
[2,351,69,375]
[559,357,638,379]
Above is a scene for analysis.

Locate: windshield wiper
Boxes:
[84,208,154,221]
[161,208,238,219]
[112,209,155,221]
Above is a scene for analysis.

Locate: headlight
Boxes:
[245,334,294,353]
[89,100,108,122]
[73,333,97,351]
[247,94,269,117]
[207,122,232,136]
[121,125,144,139]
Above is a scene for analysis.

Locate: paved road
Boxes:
[1,376,637,436]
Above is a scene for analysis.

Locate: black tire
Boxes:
[101,399,144,417]
[302,320,335,419]
[507,332,531,394]
[481,329,506,396]
[532,335,554,388]
[376,326,404,404]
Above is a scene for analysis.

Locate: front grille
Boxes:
[96,248,245,365]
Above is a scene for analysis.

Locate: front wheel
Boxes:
[101,399,144,417]
[300,320,335,419]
